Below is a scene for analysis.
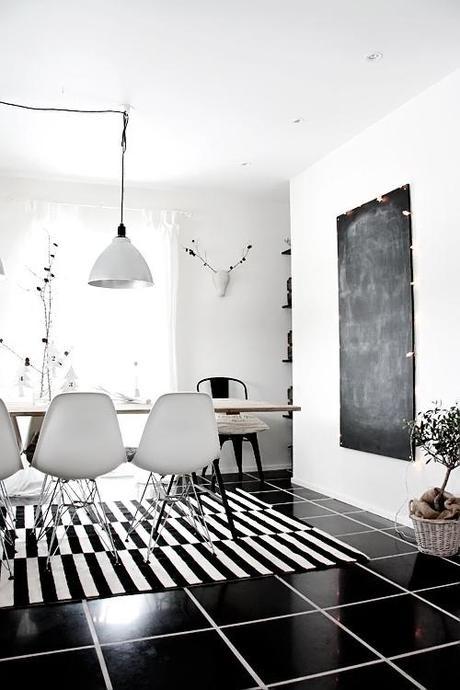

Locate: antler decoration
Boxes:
[183,240,216,273]
[183,240,253,297]
[183,240,253,273]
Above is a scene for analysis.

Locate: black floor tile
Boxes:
[191,576,313,625]
[225,611,376,684]
[339,532,417,558]
[447,553,460,565]
[329,593,460,657]
[89,590,210,643]
[347,511,395,529]
[395,642,460,689]
[273,502,336,519]
[220,472,256,483]
[278,661,417,688]
[264,478,301,491]
[0,648,105,688]
[365,552,460,591]
[313,499,361,514]
[417,582,460,618]
[383,526,416,539]
[251,490,306,505]
[288,487,329,500]
[103,630,255,689]
[0,602,92,658]
[249,469,292,480]
[304,515,373,536]
[282,564,401,608]
[225,480,272,492]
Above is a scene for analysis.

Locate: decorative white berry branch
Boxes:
[0,231,70,400]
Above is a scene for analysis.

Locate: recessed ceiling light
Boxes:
[292,117,304,124]
[366,52,383,62]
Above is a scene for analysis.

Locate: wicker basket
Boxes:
[410,503,460,557]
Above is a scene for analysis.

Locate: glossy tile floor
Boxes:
[1,469,460,688]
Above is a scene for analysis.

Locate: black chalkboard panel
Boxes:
[337,185,414,461]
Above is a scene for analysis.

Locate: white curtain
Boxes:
[0,200,179,494]
[143,209,179,392]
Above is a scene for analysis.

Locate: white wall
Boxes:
[290,68,460,523]
[0,176,291,471]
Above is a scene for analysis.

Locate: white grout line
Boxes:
[220,609,317,629]
[329,528,376,538]
[185,587,267,689]
[414,581,460,594]
[99,626,213,648]
[82,599,113,690]
[322,592,407,611]
[275,575,424,689]
[388,639,460,661]
[357,562,460,623]
[266,659,384,687]
[266,660,384,687]
[0,644,95,664]
[369,551,419,561]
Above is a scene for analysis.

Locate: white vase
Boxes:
[212,270,230,297]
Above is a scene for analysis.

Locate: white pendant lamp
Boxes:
[88,110,153,289]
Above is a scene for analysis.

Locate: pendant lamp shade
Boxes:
[88,230,153,289]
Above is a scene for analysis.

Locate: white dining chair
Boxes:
[0,399,23,579]
[32,392,127,566]
[129,392,222,562]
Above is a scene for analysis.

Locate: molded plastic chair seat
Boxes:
[129,392,237,559]
[33,392,127,480]
[32,392,126,565]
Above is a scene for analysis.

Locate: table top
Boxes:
[6,397,301,417]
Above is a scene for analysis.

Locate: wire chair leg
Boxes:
[36,479,60,542]
[34,475,52,528]
[46,480,64,570]
[92,481,119,564]
[0,527,14,580]
[190,474,215,555]
[126,472,156,539]
[145,489,172,564]
[0,481,16,543]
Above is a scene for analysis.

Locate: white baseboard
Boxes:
[292,475,412,528]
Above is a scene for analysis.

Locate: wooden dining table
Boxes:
[6,398,301,419]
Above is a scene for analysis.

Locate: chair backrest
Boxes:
[0,399,22,481]
[196,377,248,400]
[32,392,126,480]
[133,392,220,475]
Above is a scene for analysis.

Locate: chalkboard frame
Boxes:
[337,185,415,461]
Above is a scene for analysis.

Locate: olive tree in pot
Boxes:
[407,403,460,556]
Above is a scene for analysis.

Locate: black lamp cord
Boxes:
[118,110,129,237]
[0,99,129,237]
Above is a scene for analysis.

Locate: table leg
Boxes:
[10,416,23,453]
[212,459,238,540]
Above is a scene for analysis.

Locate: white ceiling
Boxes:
[1,0,459,198]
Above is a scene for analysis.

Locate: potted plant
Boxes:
[407,403,460,556]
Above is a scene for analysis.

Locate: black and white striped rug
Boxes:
[0,489,367,608]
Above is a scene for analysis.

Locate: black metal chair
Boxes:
[196,377,268,482]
